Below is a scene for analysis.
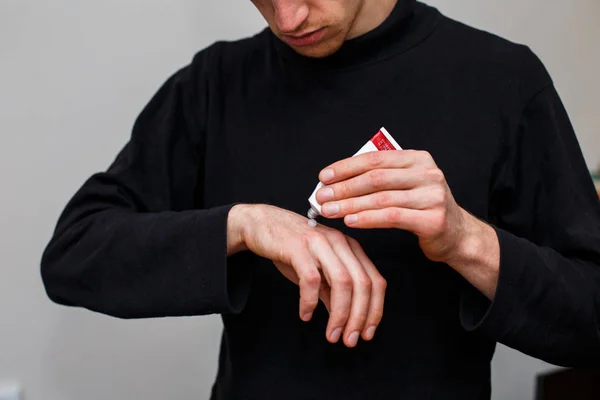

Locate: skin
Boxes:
[315,150,501,300]
[228,205,387,347]
[227,0,502,347]
[251,0,398,58]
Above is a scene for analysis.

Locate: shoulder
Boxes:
[428,9,553,101]
[187,28,273,80]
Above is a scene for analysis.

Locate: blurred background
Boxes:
[1,1,598,399]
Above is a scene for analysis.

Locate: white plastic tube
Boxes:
[307,127,402,220]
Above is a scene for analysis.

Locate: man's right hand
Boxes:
[227,204,387,348]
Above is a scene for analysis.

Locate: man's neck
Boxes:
[347,0,399,40]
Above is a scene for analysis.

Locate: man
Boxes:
[41,0,600,399]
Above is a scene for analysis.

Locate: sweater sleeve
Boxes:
[460,83,600,367]
[41,51,252,319]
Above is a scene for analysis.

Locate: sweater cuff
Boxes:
[193,204,252,315]
[459,227,527,335]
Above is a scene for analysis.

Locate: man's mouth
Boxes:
[282,28,327,47]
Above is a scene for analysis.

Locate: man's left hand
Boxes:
[316,150,472,265]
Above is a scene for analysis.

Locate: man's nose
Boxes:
[272,0,309,33]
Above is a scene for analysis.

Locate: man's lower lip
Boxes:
[284,29,327,47]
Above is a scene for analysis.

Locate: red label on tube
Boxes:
[370,130,396,151]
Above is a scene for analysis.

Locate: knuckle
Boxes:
[401,190,412,205]
[354,310,370,324]
[346,200,360,215]
[433,188,447,206]
[358,275,373,291]
[367,151,384,167]
[329,230,347,243]
[419,150,434,163]
[426,168,445,184]
[308,232,328,247]
[303,272,321,287]
[299,233,312,247]
[326,230,347,247]
[373,277,388,292]
[369,169,387,189]
[336,273,353,289]
[337,181,349,198]
[375,191,392,207]
[298,236,310,252]
[404,149,419,161]
[386,208,403,223]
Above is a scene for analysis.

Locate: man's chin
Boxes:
[290,42,344,59]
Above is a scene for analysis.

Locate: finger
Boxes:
[344,207,436,233]
[316,168,426,205]
[273,261,299,285]
[289,251,322,322]
[309,236,352,344]
[327,232,372,348]
[277,259,331,320]
[321,186,446,218]
[319,150,437,185]
[347,238,387,341]
[317,269,332,312]
[319,281,331,313]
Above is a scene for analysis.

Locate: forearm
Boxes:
[446,209,500,300]
[448,208,600,366]
[42,201,250,318]
[459,226,600,366]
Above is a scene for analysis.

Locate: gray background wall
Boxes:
[0,1,598,399]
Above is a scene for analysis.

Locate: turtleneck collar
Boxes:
[270,0,440,71]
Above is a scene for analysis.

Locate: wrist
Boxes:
[227,204,253,255]
[446,210,489,269]
[445,209,501,300]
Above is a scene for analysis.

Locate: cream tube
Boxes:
[307,127,402,220]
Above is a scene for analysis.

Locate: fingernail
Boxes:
[330,328,342,343]
[366,326,376,341]
[348,331,360,347]
[346,214,358,225]
[302,312,313,322]
[318,187,334,202]
[321,169,335,182]
[322,203,340,216]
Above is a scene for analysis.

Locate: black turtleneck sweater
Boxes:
[41,1,600,399]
